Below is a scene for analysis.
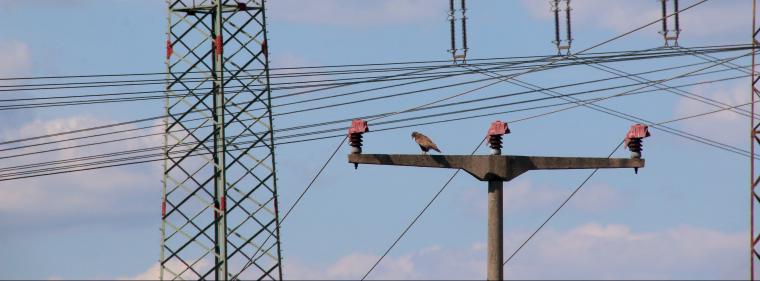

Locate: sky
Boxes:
[0,0,755,279]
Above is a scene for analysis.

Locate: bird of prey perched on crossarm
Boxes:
[411,131,441,154]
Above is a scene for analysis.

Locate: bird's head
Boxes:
[411,131,420,139]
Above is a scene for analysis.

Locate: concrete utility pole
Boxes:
[347,120,647,281]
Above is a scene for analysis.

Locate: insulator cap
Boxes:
[487,120,510,137]
[626,124,650,140]
[348,119,369,134]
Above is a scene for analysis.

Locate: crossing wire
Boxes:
[0,45,748,111]
[0,70,744,172]
[1,94,752,182]
[0,48,578,144]
[575,47,756,118]
[462,48,756,155]
[0,69,748,179]
[0,43,744,82]
[0,53,747,157]
[0,44,746,152]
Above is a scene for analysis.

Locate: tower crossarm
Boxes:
[348,154,644,181]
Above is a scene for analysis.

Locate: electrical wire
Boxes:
[2,53,747,156]
[465,48,755,155]
[0,43,747,152]
[574,49,757,118]
[0,44,747,103]
[2,53,749,178]
[0,43,746,82]
[0,70,746,179]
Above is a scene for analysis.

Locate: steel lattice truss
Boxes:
[752,1,760,280]
[161,0,282,280]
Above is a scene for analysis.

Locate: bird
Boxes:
[411,131,441,154]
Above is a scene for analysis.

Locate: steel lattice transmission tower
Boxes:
[160,0,283,280]
[752,0,760,280]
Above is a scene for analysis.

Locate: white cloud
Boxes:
[119,262,161,280]
[459,179,625,215]
[271,52,317,69]
[0,40,31,78]
[117,260,209,280]
[678,1,749,39]
[0,115,163,229]
[284,244,482,280]
[505,223,744,279]
[281,223,743,279]
[0,40,35,130]
[268,0,445,27]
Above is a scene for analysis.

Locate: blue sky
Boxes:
[0,0,754,279]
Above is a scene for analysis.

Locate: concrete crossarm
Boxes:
[348,154,645,181]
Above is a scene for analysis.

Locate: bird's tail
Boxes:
[432,147,441,153]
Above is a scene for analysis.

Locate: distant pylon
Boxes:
[161,0,283,280]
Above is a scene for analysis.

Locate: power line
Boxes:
[0,45,745,112]
[0,44,747,107]
[0,43,744,82]
[1,47,732,156]
[499,48,751,155]
[0,59,482,145]
[0,70,746,180]
[1,89,751,181]
[0,44,745,153]
[0,72,737,172]
[464,47,755,155]
[1,53,749,179]
[575,48,756,118]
